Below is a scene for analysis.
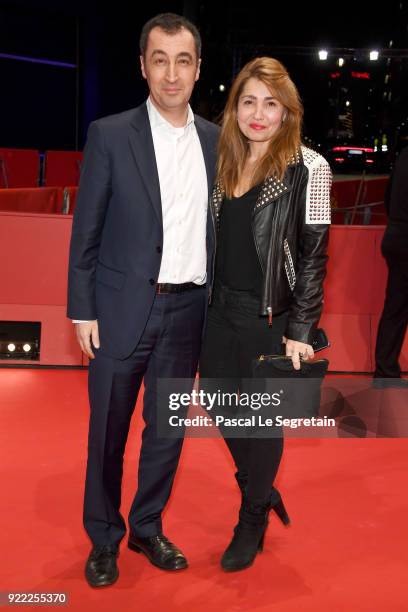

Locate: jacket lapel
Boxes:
[195,115,217,194]
[210,174,292,224]
[253,176,291,213]
[253,150,302,213]
[128,104,162,225]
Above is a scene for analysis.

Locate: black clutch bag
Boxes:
[253,354,329,378]
[252,355,329,418]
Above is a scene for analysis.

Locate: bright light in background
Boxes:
[318,50,328,61]
[23,344,31,352]
[7,344,16,352]
[219,84,225,92]
[369,50,379,61]
[345,100,350,107]
[337,57,344,67]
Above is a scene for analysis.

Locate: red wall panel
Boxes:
[0,212,71,306]
[0,212,406,371]
[324,226,386,315]
[0,304,82,366]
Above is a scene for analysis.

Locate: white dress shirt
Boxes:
[73,98,209,322]
[147,97,208,284]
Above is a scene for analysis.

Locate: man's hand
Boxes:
[75,320,100,359]
[282,336,314,371]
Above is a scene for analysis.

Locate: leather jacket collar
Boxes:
[211,149,303,222]
[211,175,292,226]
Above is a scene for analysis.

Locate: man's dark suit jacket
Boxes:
[67,102,219,359]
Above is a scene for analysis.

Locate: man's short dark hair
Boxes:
[140,12,201,59]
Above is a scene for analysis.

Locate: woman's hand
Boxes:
[282,336,314,371]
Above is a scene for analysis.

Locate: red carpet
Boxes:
[1,369,407,611]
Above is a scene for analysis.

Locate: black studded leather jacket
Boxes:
[209,146,332,345]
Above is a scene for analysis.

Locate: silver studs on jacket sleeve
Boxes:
[306,162,332,224]
[301,146,332,225]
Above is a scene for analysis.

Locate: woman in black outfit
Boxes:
[200,57,332,571]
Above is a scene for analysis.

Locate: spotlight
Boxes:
[318,50,328,61]
[337,57,345,67]
[1,340,39,359]
[369,50,379,61]
[0,321,41,360]
[219,84,225,92]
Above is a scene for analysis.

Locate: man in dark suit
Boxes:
[373,146,408,388]
[67,13,218,587]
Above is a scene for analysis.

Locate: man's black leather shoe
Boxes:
[85,544,119,587]
[128,533,188,570]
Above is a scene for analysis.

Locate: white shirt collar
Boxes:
[146,97,194,133]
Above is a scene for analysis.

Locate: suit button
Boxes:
[156,246,162,253]
[149,278,155,285]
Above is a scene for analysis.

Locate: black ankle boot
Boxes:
[269,487,291,526]
[234,472,290,526]
[221,499,270,571]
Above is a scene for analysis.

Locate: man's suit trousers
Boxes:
[83,287,206,546]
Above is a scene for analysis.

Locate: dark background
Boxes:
[1,0,407,158]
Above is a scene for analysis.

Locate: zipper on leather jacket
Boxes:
[267,306,273,327]
[251,162,302,328]
[251,213,273,327]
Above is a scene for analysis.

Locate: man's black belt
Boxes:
[156,282,204,294]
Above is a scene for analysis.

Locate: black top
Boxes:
[215,183,264,295]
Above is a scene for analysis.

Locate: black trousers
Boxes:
[84,287,206,546]
[375,251,408,378]
[199,285,288,503]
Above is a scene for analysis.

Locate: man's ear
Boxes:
[140,55,147,80]
[195,57,201,82]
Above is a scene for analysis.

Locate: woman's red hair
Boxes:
[217,57,303,197]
